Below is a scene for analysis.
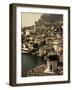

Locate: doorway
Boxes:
[50,65,52,71]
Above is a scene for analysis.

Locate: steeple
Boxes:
[34,21,37,31]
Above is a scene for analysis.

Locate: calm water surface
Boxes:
[21,54,45,77]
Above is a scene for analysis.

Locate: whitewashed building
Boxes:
[44,59,58,73]
[25,29,30,36]
[44,51,59,74]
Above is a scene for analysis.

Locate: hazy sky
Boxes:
[21,13,42,27]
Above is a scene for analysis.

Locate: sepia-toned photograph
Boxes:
[21,13,63,77]
[9,3,70,86]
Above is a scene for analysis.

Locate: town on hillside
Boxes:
[21,14,63,77]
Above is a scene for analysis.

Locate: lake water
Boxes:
[21,53,45,77]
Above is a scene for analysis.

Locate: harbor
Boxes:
[21,13,63,77]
